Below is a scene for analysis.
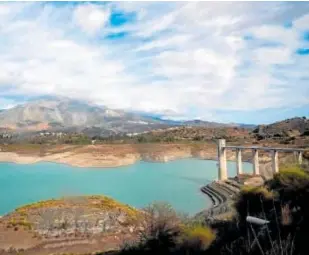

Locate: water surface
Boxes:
[0,159,252,215]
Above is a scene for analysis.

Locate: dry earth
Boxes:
[0,143,219,167]
[0,196,141,255]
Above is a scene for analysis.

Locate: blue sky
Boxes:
[0,2,309,124]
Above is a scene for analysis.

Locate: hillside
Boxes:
[0,195,141,254]
[0,97,171,134]
[253,117,309,138]
[132,126,251,143]
[0,97,247,136]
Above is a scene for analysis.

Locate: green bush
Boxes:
[270,165,309,188]
[181,224,215,250]
[235,186,276,224]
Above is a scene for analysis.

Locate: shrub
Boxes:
[181,224,215,250]
[270,165,309,187]
[205,164,309,255]
[193,136,204,141]
[7,218,32,230]
[235,186,276,224]
[117,202,215,255]
[268,165,309,229]
[138,202,181,253]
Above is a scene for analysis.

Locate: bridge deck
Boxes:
[224,146,305,152]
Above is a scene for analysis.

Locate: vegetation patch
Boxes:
[235,185,276,224]
[240,185,275,199]
[270,164,309,189]
[181,224,216,250]
[7,217,32,230]
[14,196,139,218]
[85,195,140,221]
[15,198,63,214]
[112,202,216,255]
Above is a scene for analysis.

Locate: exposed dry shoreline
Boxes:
[0,151,141,168]
[0,144,218,168]
[0,150,216,168]
[0,143,275,168]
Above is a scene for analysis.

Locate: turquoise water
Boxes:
[0,159,252,215]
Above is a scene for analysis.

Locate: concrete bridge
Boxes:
[217,139,305,180]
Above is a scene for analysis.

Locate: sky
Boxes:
[0,1,309,124]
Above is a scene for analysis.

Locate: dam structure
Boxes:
[217,139,305,180]
[199,139,306,220]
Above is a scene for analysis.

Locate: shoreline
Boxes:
[0,143,227,168]
[0,144,221,168]
[0,148,255,169]
[0,152,254,168]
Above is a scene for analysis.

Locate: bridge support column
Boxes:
[218,139,227,180]
[298,152,303,165]
[293,151,298,162]
[236,148,243,175]
[271,150,279,173]
[252,149,260,175]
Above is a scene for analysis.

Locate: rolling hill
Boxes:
[253,117,309,138]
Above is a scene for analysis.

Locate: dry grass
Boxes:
[241,186,275,200]
[16,195,138,214]
[7,218,32,230]
[271,164,309,189]
[181,224,216,250]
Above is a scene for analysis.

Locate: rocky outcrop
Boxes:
[0,196,141,254]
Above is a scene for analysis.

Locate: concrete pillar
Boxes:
[236,148,243,175]
[218,139,228,180]
[252,149,260,175]
[271,150,279,174]
[293,151,298,163]
[298,151,303,165]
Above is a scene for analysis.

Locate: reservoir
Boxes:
[0,159,252,215]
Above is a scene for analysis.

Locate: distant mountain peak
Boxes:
[0,97,254,135]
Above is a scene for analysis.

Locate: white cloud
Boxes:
[294,13,309,30]
[253,47,292,65]
[73,3,110,34]
[0,2,309,122]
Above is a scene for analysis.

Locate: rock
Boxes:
[285,129,301,137]
[137,226,145,231]
[244,176,265,187]
[117,214,126,224]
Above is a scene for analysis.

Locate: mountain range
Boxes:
[0,97,255,136]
